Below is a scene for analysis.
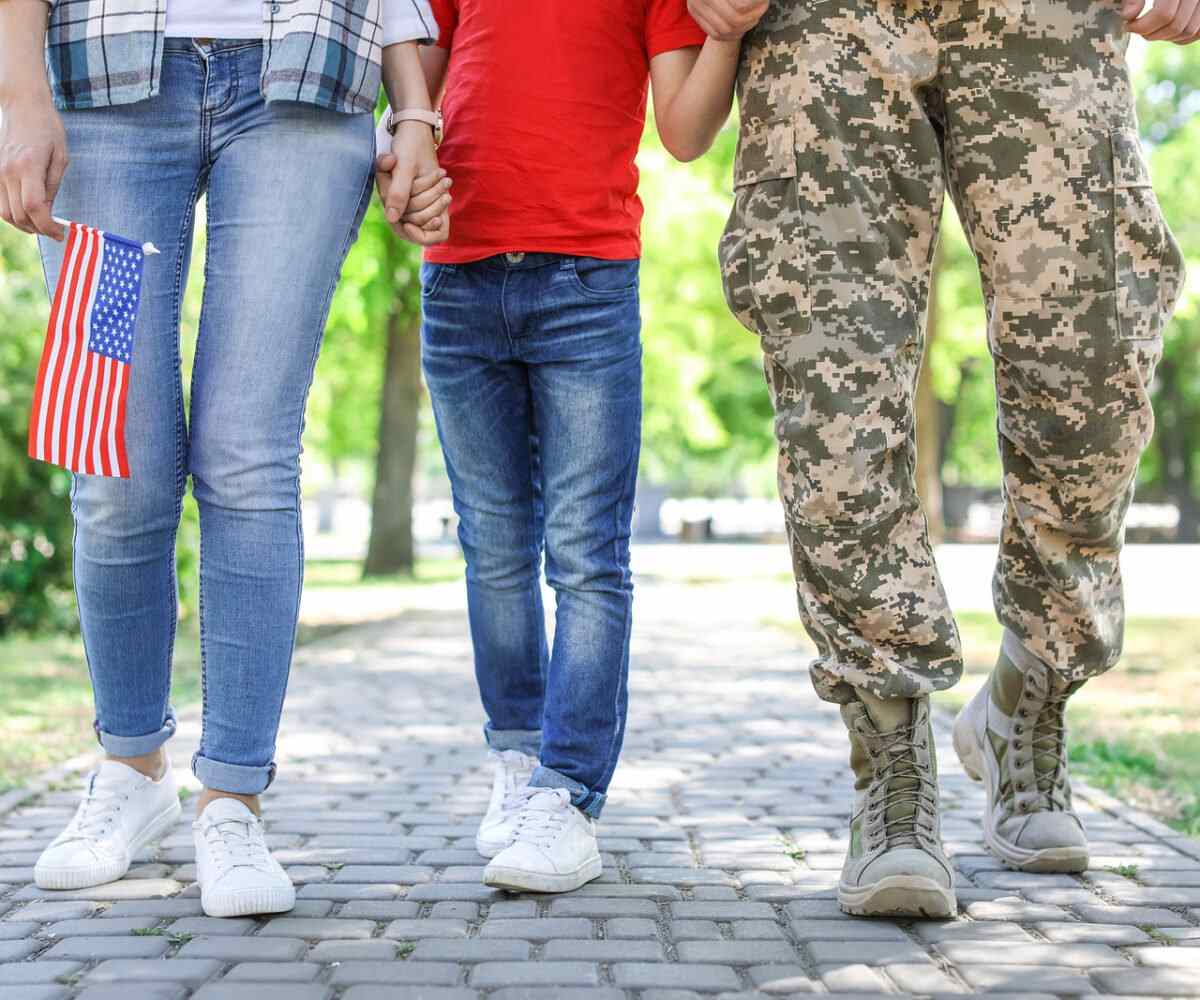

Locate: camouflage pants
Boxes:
[721,0,1185,704]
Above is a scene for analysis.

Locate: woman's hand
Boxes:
[374,119,450,246]
[0,92,68,240]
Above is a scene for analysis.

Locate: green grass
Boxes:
[770,610,1200,836]
[0,556,465,793]
[303,556,463,589]
[0,632,201,793]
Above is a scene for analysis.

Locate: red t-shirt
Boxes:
[425,0,707,264]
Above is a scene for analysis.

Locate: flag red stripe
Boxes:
[80,352,102,477]
[57,227,101,467]
[70,351,97,473]
[113,361,130,478]
[97,358,115,478]
[28,224,80,460]
[66,231,104,471]
[33,224,85,462]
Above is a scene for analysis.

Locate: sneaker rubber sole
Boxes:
[200,883,296,918]
[483,855,602,894]
[838,874,957,918]
[953,708,1089,874]
[34,797,183,891]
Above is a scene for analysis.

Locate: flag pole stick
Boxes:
[52,217,160,255]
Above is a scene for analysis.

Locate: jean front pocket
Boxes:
[568,257,640,299]
[421,262,458,301]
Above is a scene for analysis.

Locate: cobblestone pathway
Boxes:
[2,576,1199,999]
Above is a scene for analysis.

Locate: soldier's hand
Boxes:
[687,0,770,41]
[0,93,68,240]
[1122,0,1200,43]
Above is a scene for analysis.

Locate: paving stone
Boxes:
[488,992,622,1000]
[42,935,171,960]
[1129,946,1200,967]
[543,939,667,961]
[809,939,933,966]
[1073,903,1193,926]
[223,963,324,981]
[470,962,600,987]
[0,989,68,1000]
[548,898,658,918]
[745,965,820,993]
[340,990,480,1000]
[1091,967,1200,995]
[191,987,331,1000]
[0,922,38,940]
[612,963,741,991]
[607,917,659,939]
[670,920,722,941]
[885,962,967,993]
[310,939,402,961]
[43,917,161,937]
[76,988,186,1000]
[1034,920,1153,945]
[328,962,462,986]
[84,959,223,983]
[817,963,891,992]
[0,961,81,984]
[177,936,307,961]
[0,939,38,961]
[257,917,376,939]
[337,901,421,920]
[478,918,593,940]
[675,940,798,964]
[956,964,1096,993]
[165,917,257,936]
[670,902,775,921]
[935,940,1126,968]
[412,939,531,962]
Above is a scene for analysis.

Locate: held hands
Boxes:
[1122,0,1200,42]
[686,0,769,41]
[373,115,451,247]
[0,95,68,240]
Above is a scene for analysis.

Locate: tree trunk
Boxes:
[916,243,946,543]
[364,309,422,576]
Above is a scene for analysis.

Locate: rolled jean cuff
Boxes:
[96,712,176,757]
[484,724,541,758]
[529,764,606,819]
[192,753,277,795]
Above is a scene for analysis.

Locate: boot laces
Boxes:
[510,788,572,851]
[870,723,938,849]
[1025,690,1071,806]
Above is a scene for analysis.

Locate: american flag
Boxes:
[28,221,148,479]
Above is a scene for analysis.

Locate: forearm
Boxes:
[381,41,434,112]
[655,38,741,162]
[0,0,52,105]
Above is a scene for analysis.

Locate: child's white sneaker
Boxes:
[476,750,538,858]
[483,787,602,893]
[193,798,294,917]
[35,760,181,890]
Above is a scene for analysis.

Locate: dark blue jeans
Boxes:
[421,252,642,818]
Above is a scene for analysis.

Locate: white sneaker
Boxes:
[483,788,602,893]
[193,798,295,917]
[476,750,538,859]
[35,760,181,890]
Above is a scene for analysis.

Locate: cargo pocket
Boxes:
[719,118,807,339]
[1112,128,1185,341]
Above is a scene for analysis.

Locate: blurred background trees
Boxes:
[1,43,1198,633]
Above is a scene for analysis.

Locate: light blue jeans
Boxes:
[421,253,643,817]
[38,39,375,794]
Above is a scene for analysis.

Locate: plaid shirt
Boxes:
[43,0,436,114]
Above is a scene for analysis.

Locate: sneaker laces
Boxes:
[869,723,939,850]
[493,751,537,816]
[510,787,572,851]
[202,812,271,872]
[58,773,130,845]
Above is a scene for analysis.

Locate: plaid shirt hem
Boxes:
[44,0,435,114]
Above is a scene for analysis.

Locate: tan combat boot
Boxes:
[838,690,956,918]
[953,643,1088,873]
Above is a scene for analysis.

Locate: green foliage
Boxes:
[0,228,76,634]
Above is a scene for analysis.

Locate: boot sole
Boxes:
[35,797,183,891]
[838,875,957,918]
[483,855,602,894]
[953,709,1089,874]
